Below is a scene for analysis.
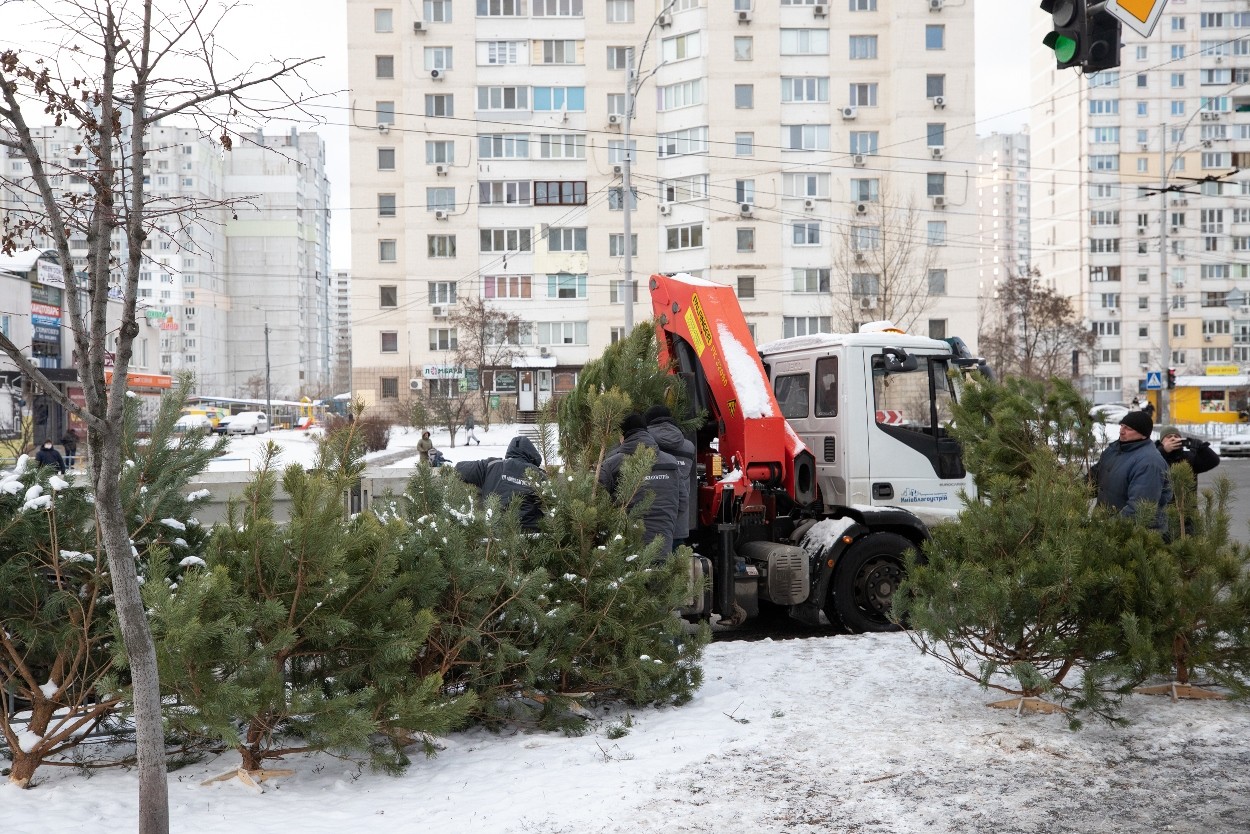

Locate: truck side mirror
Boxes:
[873,347,917,374]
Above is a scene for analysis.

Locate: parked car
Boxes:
[173,413,212,433]
[222,411,269,435]
[1219,432,1250,458]
[1089,403,1133,423]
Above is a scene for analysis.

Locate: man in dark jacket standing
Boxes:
[1155,425,1220,481]
[1096,410,1172,534]
[644,404,696,546]
[599,412,682,556]
[455,435,546,530]
[35,439,66,474]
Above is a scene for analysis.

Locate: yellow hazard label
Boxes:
[687,293,714,358]
[727,399,737,418]
[1118,0,1156,23]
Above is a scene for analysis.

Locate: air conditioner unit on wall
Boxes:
[929,0,943,10]
[413,21,425,33]
[657,12,672,27]
[841,106,857,120]
[814,4,827,17]
[931,146,944,159]
[432,305,448,318]
[932,95,946,109]
[737,10,752,23]
[739,203,754,217]
[803,198,816,210]
[608,114,622,125]
[434,209,449,220]
[932,195,947,208]
[854,202,868,215]
[377,123,391,134]
[852,154,866,167]
[409,378,423,391]
[612,164,623,176]
[860,296,877,309]
[658,203,672,216]
[430,69,445,80]
[435,163,448,175]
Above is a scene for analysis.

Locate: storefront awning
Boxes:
[511,355,557,369]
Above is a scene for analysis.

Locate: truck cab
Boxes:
[759,327,976,528]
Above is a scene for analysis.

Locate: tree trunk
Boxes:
[8,754,37,788]
[1174,634,1191,685]
[94,439,168,834]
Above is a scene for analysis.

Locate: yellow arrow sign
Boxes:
[1107,0,1168,37]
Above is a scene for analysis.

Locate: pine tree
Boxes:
[895,376,1169,725]
[0,387,221,786]
[149,443,475,773]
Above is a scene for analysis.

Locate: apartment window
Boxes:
[609,233,638,257]
[926,221,947,246]
[378,147,396,170]
[426,187,455,212]
[658,126,708,157]
[1137,101,1148,117]
[849,0,876,10]
[424,47,453,71]
[479,40,523,65]
[661,175,709,202]
[607,46,629,69]
[610,327,626,344]
[735,132,754,156]
[793,268,830,292]
[925,25,944,50]
[606,0,633,23]
[849,131,878,155]
[608,187,638,210]
[607,139,636,164]
[533,0,582,16]
[425,94,454,117]
[928,320,947,340]
[737,228,755,252]
[606,94,626,117]
[849,35,877,59]
[535,321,588,346]
[849,83,877,107]
[483,275,532,298]
[737,275,755,299]
[425,0,451,21]
[1101,293,1122,309]
[538,134,586,159]
[381,332,399,353]
[735,85,754,109]
[478,134,530,159]
[379,239,397,262]
[1090,155,1120,171]
[534,180,588,205]
[380,286,398,308]
[736,180,755,205]
[375,8,394,31]
[658,79,704,110]
[375,55,395,79]
[927,123,946,147]
[781,29,830,55]
[1095,322,1120,336]
[734,37,753,61]
[784,124,831,151]
[477,0,525,15]
[1090,99,1120,116]
[380,378,400,399]
[928,269,947,295]
[785,172,830,198]
[1171,72,1185,88]
[792,222,821,246]
[480,180,531,205]
[478,86,530,110]
[853,226,880,251]
[784,317,831,338]
[666,223,704,251]
[547,227,587,252]
[428,235,456,257]
[480,228,533,252]
[926,74,945,99]
[662,32,701,62]
[547,272,587,299]
[783,77,829,103]
[610,280,639,304]
[927,173,946,197]
[375,100,395,124]
[429,328,457,352]
[378,193,397,217]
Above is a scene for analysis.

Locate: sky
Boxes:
[5,628,1249,832]
[1,0,1032,272]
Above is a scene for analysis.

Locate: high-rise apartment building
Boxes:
[331,269,353,394]
[346,0,978,415]
[1031,6,1250,410]
[977,131,1031,286]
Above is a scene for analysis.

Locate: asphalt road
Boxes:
[1213,455,1250,543]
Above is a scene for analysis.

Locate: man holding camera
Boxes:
[1155,426,1220,482]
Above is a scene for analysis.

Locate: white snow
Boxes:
[14,729,42,754]
[23,484,43,502]
[0,478,21,495]
[159,518,187,531]
[21,495,51,512]
[58,550,95,564]
[3,634,1248,831]
[178,556,207,569]
[186,489,211,501]
[38,680,58,698]
[48,475,69,491]
[716,323,775,419]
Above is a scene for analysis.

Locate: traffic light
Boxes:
[1040,0,1122,73]
[1167,369,1177,389]
[1040,0,1082,70]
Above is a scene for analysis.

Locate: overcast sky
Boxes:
[2,0,1031,271]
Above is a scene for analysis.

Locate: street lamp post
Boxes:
[1158,123,1171,425]
[264,321,272,427]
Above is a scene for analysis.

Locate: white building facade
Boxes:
[977,131,1031,287]
[346,0,978,413]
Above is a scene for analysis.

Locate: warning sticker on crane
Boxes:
[686,293,714,358]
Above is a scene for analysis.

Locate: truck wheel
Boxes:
[827,532,911,633]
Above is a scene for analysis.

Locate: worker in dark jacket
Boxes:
[34,439,66,474]
[1155,425,1220,481]
[1095,410,1172,534]
[599,412,682,555]
[644,404,696,546]
[455,435,546,530]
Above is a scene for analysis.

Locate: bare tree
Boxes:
[449,297,530,430]
[0,3,317,828]
[978,268,1096,380]
[831,179,938,333]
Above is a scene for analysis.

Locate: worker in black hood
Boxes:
[599,412,682,556]
[455,435,547,531]
[644,404,695,546]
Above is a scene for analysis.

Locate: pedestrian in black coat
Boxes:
[1155,425,1220,480]
[598,412,682,556]
[644,404,696,545]
[35,439,66,474]
[455,435,546,530]
[61,429,79,469]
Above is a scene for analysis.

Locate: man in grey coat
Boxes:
[455,435,546,530]
[644,404,696,546]
[1095,410,1172,534]
[598,412,682,556]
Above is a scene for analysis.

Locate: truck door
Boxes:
[863,352,969,524]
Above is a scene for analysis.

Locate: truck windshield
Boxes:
[872,354,955,436]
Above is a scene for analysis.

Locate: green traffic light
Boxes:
[1043,31,1078,64]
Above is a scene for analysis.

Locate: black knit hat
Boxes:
[644,404,672,424]
[620,412,647,435]
[1119,410,1153,438]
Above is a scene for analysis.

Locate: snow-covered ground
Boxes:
[4,633,1249,833]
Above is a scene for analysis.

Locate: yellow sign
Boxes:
[686,293,714,358]
[1206,365,1240,376]
[1107,0,1168,38]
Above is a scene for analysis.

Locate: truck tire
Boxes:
[827,532,911,633]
